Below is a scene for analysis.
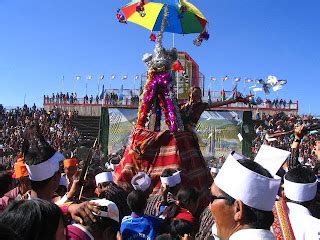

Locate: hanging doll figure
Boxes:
[136,6,183,133]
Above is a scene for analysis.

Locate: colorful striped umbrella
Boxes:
[121,0,208,34]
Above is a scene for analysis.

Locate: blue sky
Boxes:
[0,0,319,114]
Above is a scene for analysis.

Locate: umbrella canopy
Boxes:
[121,0,207,34]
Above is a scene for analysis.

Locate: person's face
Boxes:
[64,166,77,177]
[209,183,237,240]
[55,217,66,240]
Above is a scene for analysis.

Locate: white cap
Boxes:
[90,199,119,223]
[25,152,65,181]
[160,170,182,187]
[59,175,68,188]
[131,172,151,192]
[95,172,113,186]
[283,177,317,202]
[210,167,219,174]
[254,145,290,176]
[214,152,281,211]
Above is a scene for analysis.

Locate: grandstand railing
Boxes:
[43,96,299,111]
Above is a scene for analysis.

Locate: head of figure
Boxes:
[85,199,120,240]
[161,168,182,195]
[189,87,202,103]
[0,199,65,240]
[22,123,63,198]
[284,165,317,208]
[127,190,147,214]
[210,159,275,240]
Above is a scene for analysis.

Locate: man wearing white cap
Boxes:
[67,199,120,240]
[131,171,152,193]
[95,171,114,196]
[209,154,280,239]
[279,165,320,239]
[145,168,182,216]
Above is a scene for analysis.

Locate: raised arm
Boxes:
[207,95,250,109]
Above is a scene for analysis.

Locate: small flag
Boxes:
[99,75,104,80]
[222,76,228,81]
[75,76,81,81]
[256,79,264,84]
[110,75,116,80]
[234,77,241,82]
[252,87,263,92]
[272,85,283,92]
[87,75,92,80]
[245,78,253,83]
[210,77,217,81]
[122,75,128,80]
[135,75,139,80]
[278,79,287,85]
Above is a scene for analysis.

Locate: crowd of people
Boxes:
[44,92,141,106]
[0,99,319,239]
[0,105,81,169]
[253,112,319,167]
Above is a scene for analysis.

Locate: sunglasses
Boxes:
[209,194,228,203]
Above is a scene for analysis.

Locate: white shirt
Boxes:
[212,224,274,240]
[287,202,320,240]
[229,229,275,240]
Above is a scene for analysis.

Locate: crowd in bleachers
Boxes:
[0,105,80,168]
[253,112,319,166]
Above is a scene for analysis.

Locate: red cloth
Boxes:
[66,225,92,240]
[114,128,212,209]
[174,207,195,225]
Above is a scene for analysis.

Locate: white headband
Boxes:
[25,152,65,181]
[215,153,281,211]
[131,172,151,192]
[160,171,181,187]
[95,172,113,185]
[284,178,317,202]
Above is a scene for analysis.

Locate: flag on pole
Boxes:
[210,77,217,81]
[278,79,287,85]
[245,78,253,83]
[99,75,104,80]
[135,75,139,80]
[110,75,116,80]
[222,76,228,81]
[234,77,241,82]
[122,75,128,80]
[75,76,81,81]
[87,75,92,80]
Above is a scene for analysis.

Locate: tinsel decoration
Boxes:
[149,33,157,42]
[116,9,127,24]
[137,71,177,132]
[136,5,183,133]
[193,30,210,46]
[136,0,146,17]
